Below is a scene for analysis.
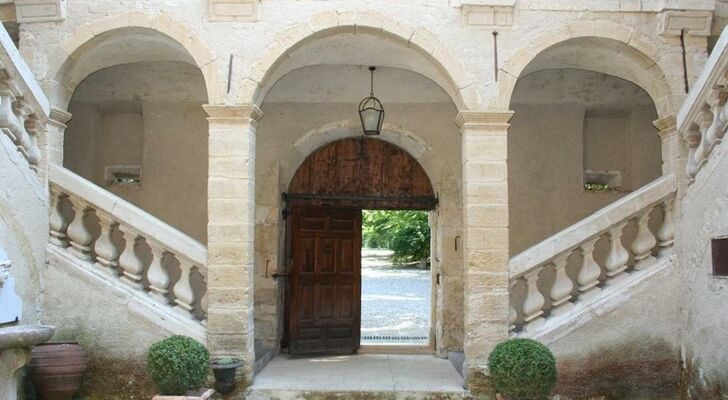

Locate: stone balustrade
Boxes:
[678,25,728,183]
[509,175,677,333]
[48,165,208,323]
[0,24,49,173]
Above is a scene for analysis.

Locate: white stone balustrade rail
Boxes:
[678,25,728,183]
[509,175,677,333]
[48,165,208,323]
[0,24,49,172]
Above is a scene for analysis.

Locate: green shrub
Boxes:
[487,338,557,400]
[363,210,430,264]
[147,335,209,395]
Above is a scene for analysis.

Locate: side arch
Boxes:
[47,12,222,108]
[237,10,479,111]
[497,21,676,116]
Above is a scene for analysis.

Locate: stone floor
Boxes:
[361,249,431,346]
[250,354,465,396]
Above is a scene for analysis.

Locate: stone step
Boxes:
[245,389,468,400]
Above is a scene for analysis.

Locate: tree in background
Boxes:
[363,210,430,265]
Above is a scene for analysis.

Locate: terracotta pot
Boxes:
[28,342,88,400]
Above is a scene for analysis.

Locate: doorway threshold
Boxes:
[358,345,433,355]
[248,354,466,399]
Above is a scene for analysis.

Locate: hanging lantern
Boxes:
[358,66,384,136]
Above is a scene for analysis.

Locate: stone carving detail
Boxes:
[0,247,22,324]
[658,10,712,37]
[49,165,208,323]
[461,1,515,28]
[14,0,66,23]
[208,0,258,22]
[509,175,677,334]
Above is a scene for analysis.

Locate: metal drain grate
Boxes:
[361,335,428,342]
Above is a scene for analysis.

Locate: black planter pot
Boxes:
[211,359,244,394]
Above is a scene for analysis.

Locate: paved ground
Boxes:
[361,249,431,345]
[251,354,465,394]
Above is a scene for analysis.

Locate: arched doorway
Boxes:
[284,138,437,354]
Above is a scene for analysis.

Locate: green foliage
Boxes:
[147,335,209,395]
[362,210,430,264]
[216,357,235,365]
[487,338,557,400]
[584,183,611,191]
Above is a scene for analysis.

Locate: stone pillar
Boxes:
[654,115,687,201]
[203,104,262,380]
[36,108,71,183]
[456,111,513,381]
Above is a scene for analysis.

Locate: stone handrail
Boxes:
[0,24,50,172]
[48,165,208,322]
[509,175,677,333]
[677,25,728,183]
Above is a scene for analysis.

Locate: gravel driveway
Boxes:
[361,249,431,345]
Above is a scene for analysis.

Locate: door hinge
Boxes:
[282,209,290,220]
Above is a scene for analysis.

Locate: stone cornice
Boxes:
[48,108,72,129]
[455,110,514,129]
[203,104,264,122]
[653,115,677,137]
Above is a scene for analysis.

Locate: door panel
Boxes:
[289,206,362,354]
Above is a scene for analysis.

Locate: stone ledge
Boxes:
[208,0,258,22]
[659,10,713,36]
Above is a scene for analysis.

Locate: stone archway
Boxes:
[283,138,437,354]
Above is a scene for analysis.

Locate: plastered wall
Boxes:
[64,61,209,243]
[509,69,662,254]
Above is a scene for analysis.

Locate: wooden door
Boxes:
[288,206,362,354]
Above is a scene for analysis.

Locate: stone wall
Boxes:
[676,139,728,398]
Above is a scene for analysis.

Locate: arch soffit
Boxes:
[50,12,222,108]
[240,10,479,111]
[498,21,676,117]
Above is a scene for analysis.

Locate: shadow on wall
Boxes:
[555,338,680,400]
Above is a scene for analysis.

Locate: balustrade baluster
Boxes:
[549,252,574,315]
[522,267,545,331]
[173,257,197,318]
[657,198,676,257]
[509,280,518,331]
[577,238,601,296]
[604,222,630,283]
[118,225,145,289]
[49,187,69,247]
[94,211,119,273]
[632,208,657,270]
[66,196,93,261]
[147,240,171,303]
[684,129,702,180]
[693,106,713,169]
[199,267,209,323]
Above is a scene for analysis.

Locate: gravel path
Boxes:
[361,249,431,345]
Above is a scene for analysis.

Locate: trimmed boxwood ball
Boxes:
[487,338,557,400]
[147,335,210,395]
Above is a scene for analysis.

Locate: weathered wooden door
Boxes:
[288,206,362,354]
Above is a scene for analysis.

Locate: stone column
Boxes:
[654,115,686,201]
[36,108,71,182]
[203,104,262,380]
[456,111,513,383]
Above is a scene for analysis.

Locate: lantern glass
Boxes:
[359,97,384,136]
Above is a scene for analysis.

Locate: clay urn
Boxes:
[28,342,88,400]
